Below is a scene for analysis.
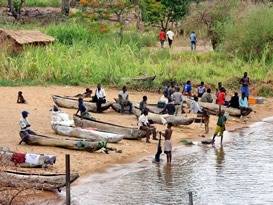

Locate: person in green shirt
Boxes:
[211,110,227,145]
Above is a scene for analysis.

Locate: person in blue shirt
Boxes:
[183,80,192,96]
[190,31,197,51]
[239,92,252,116]
[76,98,95,120]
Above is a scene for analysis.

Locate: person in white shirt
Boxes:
[118,86,133,113]
[138,110,157,143]
[157,93,169,108]
[166,29,174,48]
[51,105,74,127]
[190,96,203,114]
[93,84,106,113]
[19,111,36,144]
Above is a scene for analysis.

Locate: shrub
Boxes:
[223,6,273,62]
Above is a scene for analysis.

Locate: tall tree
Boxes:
[140,0,192,30]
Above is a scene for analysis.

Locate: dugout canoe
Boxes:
[73,115,147,140]
[134,103,164,114]
[132,108,194,126]
[185,98,252,117]
[52,95,112,113]
[52,124,123,143]
[0,170,79,191]
[132,75,156,82]
[0,148,56,168]
[21,133,107,153]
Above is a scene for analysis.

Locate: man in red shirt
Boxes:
[159,28,166,48]
[216,87,226,105]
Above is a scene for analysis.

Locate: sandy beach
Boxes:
[0,86,273,203]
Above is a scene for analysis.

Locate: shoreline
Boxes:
[0,86,272,204]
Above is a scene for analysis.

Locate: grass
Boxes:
[0,19,272,96]
[0,0,60,7]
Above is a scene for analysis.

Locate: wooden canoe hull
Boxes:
[22,133,107,152]
[134,103,164,114]
[52,124,123,143]
[73,115,147,140]
[132,108,194,126]
[0,170,79,191]
[52,95,112,113]
[200,102,251,117]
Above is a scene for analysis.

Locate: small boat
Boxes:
[52,124,123,143]
[73,115,147,140]
[0,148,56,168]
[132,75,156,82]
[132,108,194,126]
[134,103,164,114]
[52,95,112,113]
[197,101,251,117]
[0,170,79,191]
[20,133,107,153]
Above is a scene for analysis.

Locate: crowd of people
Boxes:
[17,72,252,164]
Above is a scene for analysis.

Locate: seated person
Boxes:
[190,96,203,114]
[19,111,36,144]
[17,91,26,104]
[200,88,213,103]
[118,86,132,113]
[139,96,148,112]
[74,88,92,98]
[92,84,106,113]
[138,110,157,143]
[229,92,240,109]
[160,101,176,115]
[76,98,95,120]
[158,93,169,108]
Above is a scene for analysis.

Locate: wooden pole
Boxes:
[65,154,71,205]
[188,191,193,205]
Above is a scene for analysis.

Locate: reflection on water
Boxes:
[66,118,273,205]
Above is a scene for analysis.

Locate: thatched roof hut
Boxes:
[0,29,55,52]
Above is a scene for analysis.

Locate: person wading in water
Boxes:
[161,123,173,164]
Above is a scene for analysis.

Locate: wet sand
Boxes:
[0,86,272,203]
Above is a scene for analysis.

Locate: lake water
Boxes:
[57,117,273,205]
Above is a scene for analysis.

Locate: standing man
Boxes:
[159,28,166,48]
[139,96,148,112]
[171,87,183,116]
[161,123,173,164]
[118,86,133,113]
[93,84,106,113]
[19,111,36,144]
[190,31,197,51]
[240,72,250,99]
[138,110,157,143]
[166,29,174,48]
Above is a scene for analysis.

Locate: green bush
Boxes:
[223,6,273,62]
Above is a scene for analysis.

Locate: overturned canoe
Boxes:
[132,108,194,126]
[52,95,112,113]
[73,115,147,140]
[20,133,107,153]
[111,102,132,113]
[52,124,123,143]
[0,170,79,191]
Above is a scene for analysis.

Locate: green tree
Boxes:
[140,0,192,30]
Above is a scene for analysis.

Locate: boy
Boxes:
[211,110,227,145]
[161,123,173,164]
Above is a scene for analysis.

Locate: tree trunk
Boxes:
[61,0,70,16]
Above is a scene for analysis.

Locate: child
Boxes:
[211,110,227,145]
[162,123,173,164]
[17,91,26,104]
